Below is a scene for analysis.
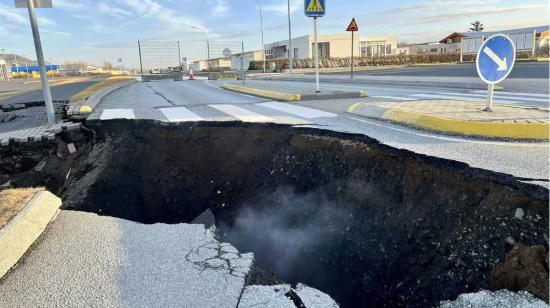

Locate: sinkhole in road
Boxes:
[4,120,548,307]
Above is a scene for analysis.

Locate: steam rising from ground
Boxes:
[218,186,352,280]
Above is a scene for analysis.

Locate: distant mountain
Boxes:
[0,53,53,66]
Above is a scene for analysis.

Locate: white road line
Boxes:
[100,109,135,120]
[470,90,550,98]
[346,115,549,148]
[372,95,418,101]
[209,104,274,123]
[438,92,549,103]
[410,93,526,105]
[258,102,338,119]
[160,107,204,122]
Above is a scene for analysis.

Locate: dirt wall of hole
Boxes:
[2,120,546,307]
[56,120,548,307]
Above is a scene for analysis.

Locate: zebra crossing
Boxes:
[372,90,549,107]
[98,102,338,124]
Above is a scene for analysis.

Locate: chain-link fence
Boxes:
[138,40,182,74]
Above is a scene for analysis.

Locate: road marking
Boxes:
[160,107,204,122]
[437,92,549,103]
[483,47,507,71]
[258,102,337,119]
[372,95,418,101]
[209,104,274,123]
[346,115,549,148]
[410,93,525,105]
[100,109,135,120]
[470,90,550,99]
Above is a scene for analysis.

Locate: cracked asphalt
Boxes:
[0,210,336,307]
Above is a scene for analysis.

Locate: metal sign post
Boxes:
[16,0,55,125]
[476,34,516,111]
[346,18,358,80]
[305,0,325,93]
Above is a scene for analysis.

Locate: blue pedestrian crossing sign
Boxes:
[305,0,325,17]
[476,34,516,85]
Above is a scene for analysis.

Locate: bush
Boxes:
[250,53,467,71]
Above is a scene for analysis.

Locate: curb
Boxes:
[0,190,61,279]
[347,103,549,140]
[250,76,504,91]
[222,83,301,101]
[222,83,366,101]
[66,80,136,119]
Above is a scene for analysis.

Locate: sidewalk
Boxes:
[347,100,549,140]
[221,80,366,101]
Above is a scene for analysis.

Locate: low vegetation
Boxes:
[0,187,43,229]
[68,76,135,104]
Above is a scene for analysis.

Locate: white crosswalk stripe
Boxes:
[100,109,136,120]
[258,102,338,119]
[160,107,204,122]
[209,104,274,123]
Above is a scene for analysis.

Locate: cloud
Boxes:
[41,29,72,38]
[98,2,133,18]
[211,0,229,18]
[262,0,300,15]
[119,0,208,35]
[54,0,86,11]
[0,3,26,24]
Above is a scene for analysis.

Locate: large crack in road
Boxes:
[0,120,547,307]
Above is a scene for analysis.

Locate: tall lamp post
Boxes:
[287,0,293,75]
[192,26,210,74]
[255,0,266,73]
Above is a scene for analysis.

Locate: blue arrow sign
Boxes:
[476,34,516,85]
[304,0,325,17]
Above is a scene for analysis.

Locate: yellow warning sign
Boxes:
[306,0,324,13]
[346,18,359,32]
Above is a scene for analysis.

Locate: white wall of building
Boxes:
[264,34,398,59]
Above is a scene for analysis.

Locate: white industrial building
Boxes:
[264,34,398,59]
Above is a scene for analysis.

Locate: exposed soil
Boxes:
[0,120,548,308]
[491,245,549,303]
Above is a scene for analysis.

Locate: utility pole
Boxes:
[314,16,319,92]
[14,55,19,75]
[2,49,9,80]
[138,40,144,77]
[256,0,266,73]
[287,0,293,75]
[177,41,182,69]
[192,26,210,74]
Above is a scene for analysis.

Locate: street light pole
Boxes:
[192,26,210,74]
[256,0,266,73]
[287,0,293,75]
[2,49,9,80]
[25,0,55,125]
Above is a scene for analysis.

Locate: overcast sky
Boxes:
[0,0,548,68]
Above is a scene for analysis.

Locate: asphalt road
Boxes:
[0,80,101,105]
[87,80,549,182]
[331,62,549,79]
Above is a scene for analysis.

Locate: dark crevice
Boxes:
[285,289,307,308]
[1,120,548,308]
